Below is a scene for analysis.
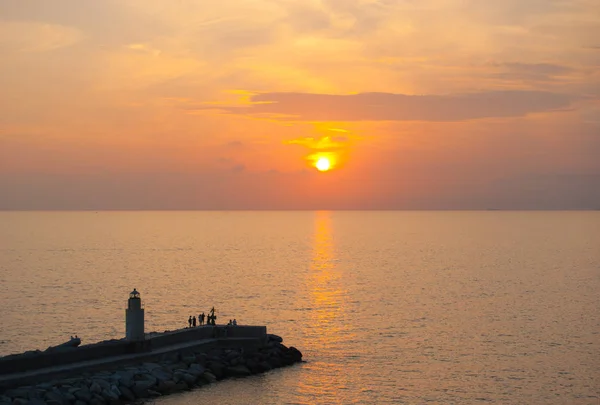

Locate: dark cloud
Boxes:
[205,91,573,122]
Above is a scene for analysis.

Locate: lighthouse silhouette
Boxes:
[125,288,145,341]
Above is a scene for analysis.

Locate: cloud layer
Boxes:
[0,0,598,209]
[207,91,574,121]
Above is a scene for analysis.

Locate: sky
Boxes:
[1,0,599,210]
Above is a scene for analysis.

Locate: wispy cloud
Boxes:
[0,21,84,52]
[203,91,574,122]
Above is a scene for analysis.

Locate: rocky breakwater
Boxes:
[0,334,302,405]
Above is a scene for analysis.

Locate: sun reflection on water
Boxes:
[297,211,356,403]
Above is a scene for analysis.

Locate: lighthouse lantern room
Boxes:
[125,288,145,341]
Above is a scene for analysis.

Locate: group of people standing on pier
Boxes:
[187,306,222,327]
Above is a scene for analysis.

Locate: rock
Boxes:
[136,373,157,386]
[142,362,161,371]
[147,390,161,397]
[207,361,225,379]
[194,353,207,365]
[268,334,283,343]
[201,371,217,383]
[0,395,11,404]
[74,388,92,403]
[188,363,205,376]
[225,365,251,377]
[26,399,46,405]
[181,372,197,385]
[289,346,303,359]
[45,391,67,405]
[100,387,119,402]
[171,382,188,393]
[4,389,30,400]
[11,399,27,405]
[156,380,177,394]
[181,355,196,366]
[74,401,87,405]
[116,371,135,388]
[46,401,62,405]
[246,359,261,374]
[132,379,155,398]
[90,394,106,405]
[89,381,102,394]
[150,368,172,383]
[267,357,282,368]
[93,379,111,391]
[118,386,135,401]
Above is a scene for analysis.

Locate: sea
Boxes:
[0,211,598,404]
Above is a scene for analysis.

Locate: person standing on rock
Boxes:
[192,316,197,327]
[199,312,205,325]
[188,316,192,328]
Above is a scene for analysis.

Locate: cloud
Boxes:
[204,91,574,122]
[491,62,575,82]
[0,21,84,52]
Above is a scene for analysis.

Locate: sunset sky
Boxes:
[1,0,599,209]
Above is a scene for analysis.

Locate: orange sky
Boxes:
[1,0,599,209]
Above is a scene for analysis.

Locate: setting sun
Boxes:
[315,157,331,172]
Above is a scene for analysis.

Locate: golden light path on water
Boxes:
[295,211,357,403]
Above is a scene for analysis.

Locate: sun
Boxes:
[315,157,331,172]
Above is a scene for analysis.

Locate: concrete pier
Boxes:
[0,325,267,390]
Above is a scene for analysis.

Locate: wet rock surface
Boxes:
[0,335,302,404]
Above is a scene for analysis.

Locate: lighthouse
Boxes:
[125,288,145,341]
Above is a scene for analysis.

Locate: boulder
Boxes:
[4,388,30,400]
[93,379,111,391]
[74,401,87,405]
[201,371,217,383]
[207,361,225,379]
[150,368,172,383]
[156,380,177,394]
[225,365,251,377]
[142,363,161,371]
[132,380,155,398]
[194,353,207,365]
[118,386,135,401]
[188,363,205,377]
[116,371,135,388]
[100,387,119,402]
[89,381,102,394]
[73,388,93,403]
[246,359,261,374]
[46,401,62,405]
[268,334,283,343]
[136,373,157,386]
[147,390,162,397]
[171,382,188,393]
[11,399,27,405]
[44,390,67,405]
[27,399,46,405]
[89,394,106,405]
[289,347,303,360]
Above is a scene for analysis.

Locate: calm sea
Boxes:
[0,211,598,404]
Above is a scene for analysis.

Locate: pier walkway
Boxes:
[0,326,266,390]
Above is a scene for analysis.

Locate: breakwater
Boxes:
[0,330,303,405]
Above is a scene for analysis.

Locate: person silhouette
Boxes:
[188,316,192,328]
[192,316,197,327]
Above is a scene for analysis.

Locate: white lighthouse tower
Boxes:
[125,288,145,341]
